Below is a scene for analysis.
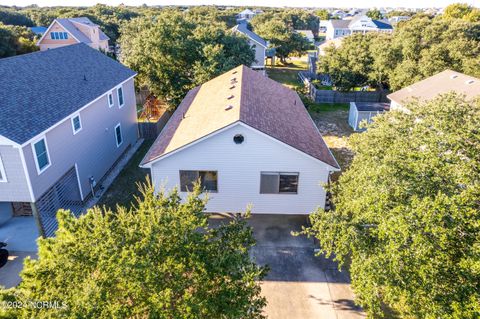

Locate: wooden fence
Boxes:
[309,84,389,104]
[138,111,172,140]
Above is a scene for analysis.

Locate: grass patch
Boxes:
[266,57,308,89]
[307,103,349,113]
[96,139,154,211]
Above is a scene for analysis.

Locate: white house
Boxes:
[232,23,268,74]
[237,9,256,22]
[348,102,390,131]
[388,70,480,112]
[325,15,393,40]
[141,65,339,215]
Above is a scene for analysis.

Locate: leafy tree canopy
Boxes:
[318,16,480,91]
[443,3,480,22]
[250,12,311,63]
[366,9,383,20]
[314,9,330,21]
[118,9,255,108]
[302,93,480,318]
[0,22,37,58]
[1,183,267,318]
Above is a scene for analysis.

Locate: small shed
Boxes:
[348,102,390,131]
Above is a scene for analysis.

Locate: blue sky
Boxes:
[3,0,479,8]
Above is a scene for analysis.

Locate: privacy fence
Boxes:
[138,110,172,140]
[298,71,389,104]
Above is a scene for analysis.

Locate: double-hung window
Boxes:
[0,156,7,182]
[33,138,51,174]
[117,86,124,108]
[71,114,82,134]
[260,172,299,194]
[108,92,114,107]
[179,170,218,192]
[115,123,123,147]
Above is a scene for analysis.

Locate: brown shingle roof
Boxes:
[388,70,480,106]
[141,65,339,169]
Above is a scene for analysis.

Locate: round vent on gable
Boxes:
[233,134,244,144]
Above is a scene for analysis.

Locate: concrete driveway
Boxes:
[210,214,365,319]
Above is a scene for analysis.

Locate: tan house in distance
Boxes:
[37,17,109,52]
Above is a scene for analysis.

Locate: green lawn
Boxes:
[306,102,349,112]
[96,140,154,211]
[266,58,308,89]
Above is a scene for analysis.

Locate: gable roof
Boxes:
[330,19,351,28]
[371,20,393,29]
[0,44,136,144]
[388,70,480,105]
[141,65,339,169]
[38,17,109,45]
[232,23,268,48]
[296,30,314,38]
[239,9,255,15]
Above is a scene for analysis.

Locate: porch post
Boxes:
[30,202,45,238]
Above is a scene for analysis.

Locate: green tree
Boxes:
[0,23,37,58]
[443,3,480,22]
[366,9,383,20]
[301,93,480,318]
[2,183,267,318]
[251,14,310,63]
[315,9,330,21]
[119,10,254,107]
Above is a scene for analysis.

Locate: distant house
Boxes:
[29,26,47,36]
[232,23,268,74]
[296,30,315,44]
[325,15,393,40]
[388,16,411,24]
[140,65,339,215]
[37,17,109,52]
[348,102,390,131]
[331,10,349,19]
[237,9,257,22]
[0,44,137,241]
[388,70,480,111]
[317,37,343,56]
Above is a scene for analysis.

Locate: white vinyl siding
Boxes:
[0,155,6,182]
[149,123,332,214]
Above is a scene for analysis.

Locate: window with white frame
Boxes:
[50,31,68,40]
[260,172,299,194]
[115,123,123,147]
[108,92,114,107]
[0,155,7,182]
[71,114,82,134]
[33,138,51,173]
[117,86,124,108]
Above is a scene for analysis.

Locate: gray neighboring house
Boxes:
[348,102,390,131]
[232,23,268,74]
[0,43,137,240]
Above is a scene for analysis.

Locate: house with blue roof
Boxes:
[37,17,110,52]
[232,23,268,74]
[0,44,138,244]
[325,15,393,40]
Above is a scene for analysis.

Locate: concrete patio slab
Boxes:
[0,217,39,252]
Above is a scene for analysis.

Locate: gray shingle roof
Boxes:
[232,23,268,48]
[56,17,110,42]
[0,44,136,144]
[330,20,351,28]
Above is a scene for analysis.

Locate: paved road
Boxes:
[211,214,365,319]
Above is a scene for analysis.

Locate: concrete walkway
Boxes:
[210,214,365,319]
[0,251,36,288]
